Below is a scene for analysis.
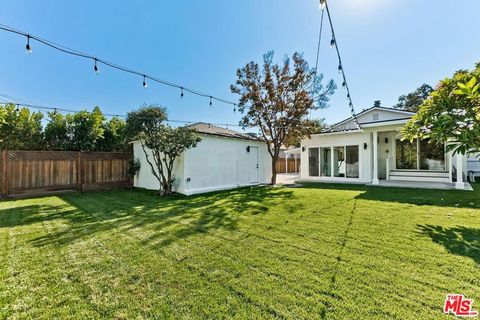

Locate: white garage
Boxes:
[132,123,272,195]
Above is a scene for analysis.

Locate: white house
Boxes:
[299,106,472,190]
[133,123,272,195]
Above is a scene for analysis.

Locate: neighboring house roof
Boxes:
[189,122,261,141]
[322,106,415,134]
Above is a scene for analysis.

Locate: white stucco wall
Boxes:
[300,131,371,183]
[133,141,185,192]
[182,134,271,195]
[133,135,271,195]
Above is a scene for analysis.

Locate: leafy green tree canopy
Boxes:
[0,103,43,150]
[402,63,480,155]
[231,51,336,184]
[394,84,433,112]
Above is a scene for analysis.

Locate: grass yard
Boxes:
[0,183,479,319]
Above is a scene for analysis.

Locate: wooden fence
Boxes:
[276,158,301,174]
[1,150,131,198]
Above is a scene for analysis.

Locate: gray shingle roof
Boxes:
[188,123,260,141]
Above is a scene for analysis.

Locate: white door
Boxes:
[248,146,259,183]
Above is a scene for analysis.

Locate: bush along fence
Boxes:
[0,150,131,198]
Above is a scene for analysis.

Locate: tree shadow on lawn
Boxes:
[417,224,480,264]
[299,182,480,209]
[11,186,294,248]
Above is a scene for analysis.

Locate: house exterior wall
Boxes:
[182,135,271,195]
[133,141,185,192]
[300,131,372,182]
[133,135,271,195]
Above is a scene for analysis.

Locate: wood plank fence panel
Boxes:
[1,150,131,198]
[276,158,301,174]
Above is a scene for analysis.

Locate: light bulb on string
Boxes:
[338,64,343,74]
[342,81,346,88]
[143,75,147,88]
[93,59,99,75]
[209,96,213,107]
[330,38,336,48]
[180,87,184,98]
[233,104,236,113]
[25,35,32,54]
[319,0,326,10]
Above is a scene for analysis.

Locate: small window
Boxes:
[372,113,379,121]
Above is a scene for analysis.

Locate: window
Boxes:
[346,145,359,178]
[396,139,417,169]
[419,140,445,170]
[320,147,331,177]
[333,147,345,177]
[308,148,319,176]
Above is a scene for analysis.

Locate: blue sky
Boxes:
[1,0,479,127]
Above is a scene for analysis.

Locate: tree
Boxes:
[126,105,201,195]
[402,63,480,155]
[44,111,70,150]
[231,51,335,184]
[69,106,105,151]
[96,117,128,152]
[394,84,433,112]
[0,103,43,150]
[283,118,326,147]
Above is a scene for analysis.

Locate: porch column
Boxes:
[455,154,465,189]
[294,156,297,173]
[285,156,288,174]
[372,131,379,184]
[448,151,453,183]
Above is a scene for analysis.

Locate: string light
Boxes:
[319,0,326,11]
[94,59,99,74]
[330,38,336,48]
[0,24,240,114]
[25,34,32,54]
[143,75,147,88]
[209,96,213,106]
[321,0,360,128]
[180,87,184,98]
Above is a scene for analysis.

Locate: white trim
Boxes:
[360,119,410,128]
[184,183,260,195]
[330,107,415,130]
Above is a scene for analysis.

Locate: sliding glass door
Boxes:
[321,147,331,177]
[308,148,319,176]
[419,140,445,170]
[396,139,445,170]
[396,139,417,169]
[346,145,359,178]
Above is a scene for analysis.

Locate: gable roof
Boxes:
[326,106,415,133]
[189,123,260,141]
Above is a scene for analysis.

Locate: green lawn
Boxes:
[0,183,479,319]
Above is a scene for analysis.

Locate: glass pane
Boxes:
[308,148,319,176]
[396,139,417,169]
[333,147,346,177]
[419,140,445,170]
[346,145,359,178]
[321,148,331,177]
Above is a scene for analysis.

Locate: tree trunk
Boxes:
[271,156,277,185]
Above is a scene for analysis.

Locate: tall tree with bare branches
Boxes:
[231,51,336,184]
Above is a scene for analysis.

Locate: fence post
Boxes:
[2,150,8,198]
[77,152,83,191]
